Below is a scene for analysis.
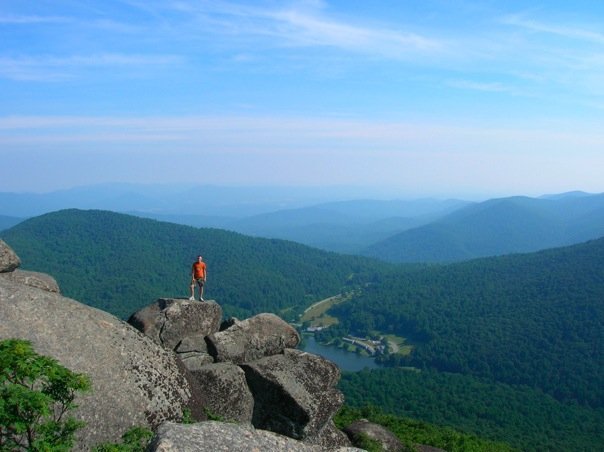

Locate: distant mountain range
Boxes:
[0,183,400,217]
[0,184,471,254]
[2,184,604,262]
[362,192,604,262]
[0,214,22,232]
[198,198,469,254]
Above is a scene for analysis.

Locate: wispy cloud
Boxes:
[2,114,603,155]
[262,6,441,56]
[0,53,182,81]
[0,14,70,24]
[151,0,444,58]
[502,14,604,44]
[447,79,515,93]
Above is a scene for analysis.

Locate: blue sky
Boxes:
[1,0,604,198]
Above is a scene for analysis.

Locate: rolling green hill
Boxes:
[363,193,604,262]
[1,209,389,319]
[333,237,604,409]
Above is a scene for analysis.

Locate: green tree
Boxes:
[0,339,91,451]
[92,427,153,452]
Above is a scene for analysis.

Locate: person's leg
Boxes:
[199,280,205,301]
[189,281,195,300]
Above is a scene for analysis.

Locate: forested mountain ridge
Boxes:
[363,193,604,262]
[1,209,391,319]
[333,237,604,408]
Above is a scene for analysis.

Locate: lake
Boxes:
[300,335,382,372]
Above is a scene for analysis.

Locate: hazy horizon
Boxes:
[2,1,604,196]
[2,180,599,203]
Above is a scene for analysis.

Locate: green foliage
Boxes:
[352,432,383,452]
[92,426,153,452]
[335,405,516,452]
[1,209,389,319]
[332,238,604,409]
[203,407,225,422]
[339,369,604,451]
[0,339,91,451]
[181,408,193,425]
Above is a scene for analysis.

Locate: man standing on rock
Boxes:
[189,255,207,301]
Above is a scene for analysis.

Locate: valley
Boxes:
[1,205,603,451]
[299,292,412,361]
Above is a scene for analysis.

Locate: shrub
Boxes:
[0,339,91,451]
[92,427,154,452]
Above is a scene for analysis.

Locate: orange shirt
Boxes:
[192,261,206,279]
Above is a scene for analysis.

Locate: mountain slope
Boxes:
[340,369,604,452]
[0,214,23,232]
[363,194,604,262]
[334,237,604,408]
[1,209,389,319]
[224,198,470,253]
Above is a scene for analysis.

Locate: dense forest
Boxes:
[339,369,604,451]
[1,209,389,319]
[334,404,516,452]
[331,238,604,409]
[3,208,602,451]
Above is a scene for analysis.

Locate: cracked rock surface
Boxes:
[128,298,222,350]
[149,421,363,452]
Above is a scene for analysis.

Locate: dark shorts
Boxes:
[193,278,205,286]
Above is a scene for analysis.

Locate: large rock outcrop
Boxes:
[343,419,405,451]
[242,348,346,445]
[149,421,363,452]
[130,300,347,448]
[0,239,20,272]
[0,246,205,450]
[191,363,254,423]
[127,298,222,350]
[206,313,301,364]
